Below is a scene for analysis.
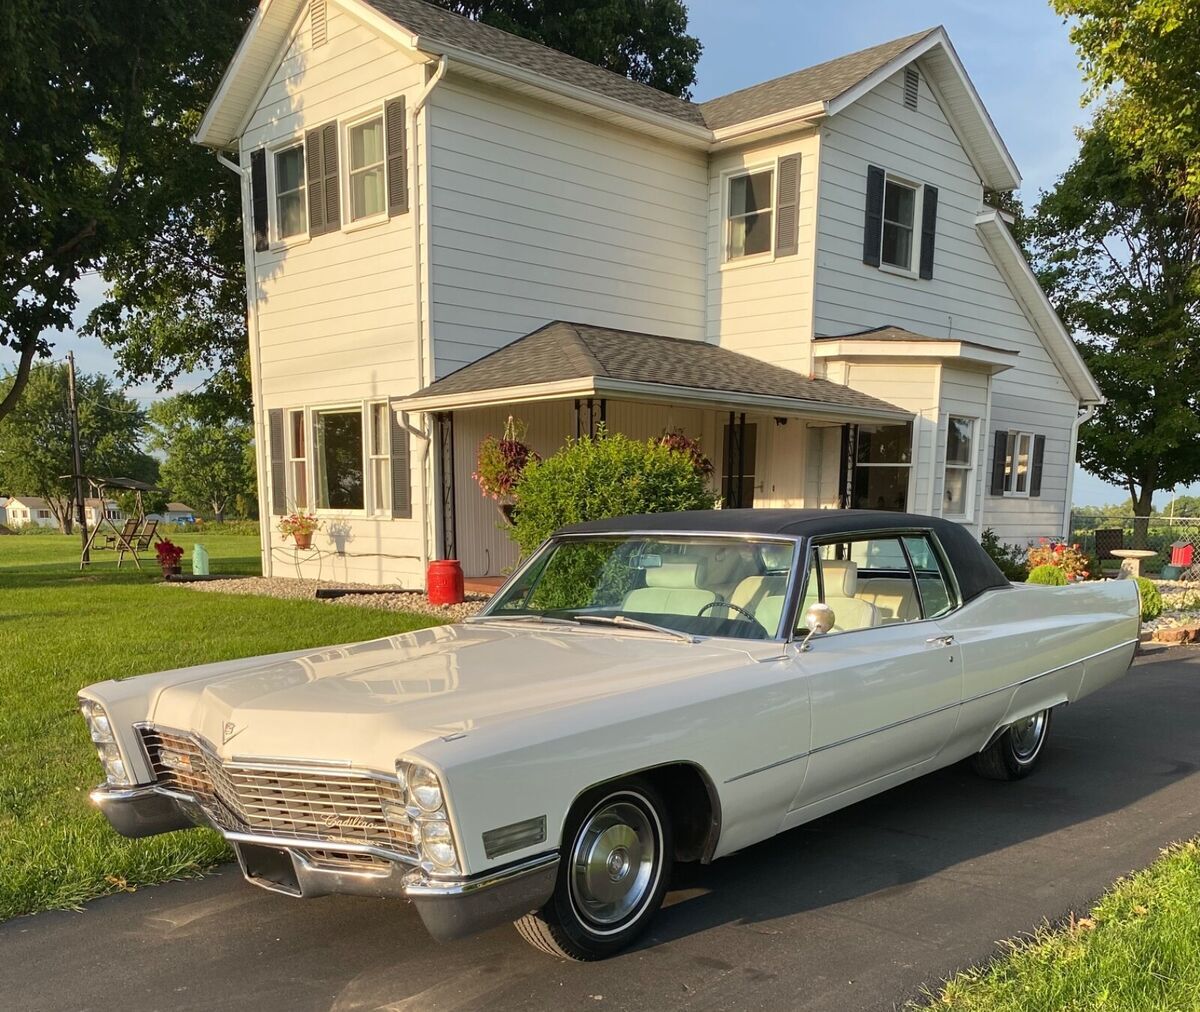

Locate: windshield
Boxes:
[482,535,797,640]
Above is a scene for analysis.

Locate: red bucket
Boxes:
[427,559,465,606]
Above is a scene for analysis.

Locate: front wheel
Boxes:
[971,708,1053,780]
[514,779,672,960]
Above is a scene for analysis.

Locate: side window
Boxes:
[901,534,956,618]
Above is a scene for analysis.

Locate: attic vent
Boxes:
[311,0,328,47]
[903,66,919,110]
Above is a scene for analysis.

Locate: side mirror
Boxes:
[800,602,835,652]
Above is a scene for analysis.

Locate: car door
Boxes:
[788,532,963,810]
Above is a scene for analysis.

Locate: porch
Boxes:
[399,322,916,578]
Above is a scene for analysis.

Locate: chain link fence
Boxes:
[1069,514,1200,579]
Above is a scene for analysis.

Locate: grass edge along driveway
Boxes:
[0,533,443,922]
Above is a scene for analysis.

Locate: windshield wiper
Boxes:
[572,614,697,644]
[467,614,581,628]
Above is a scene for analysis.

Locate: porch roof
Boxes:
[397,322,911,422]
[814,326,1019,373]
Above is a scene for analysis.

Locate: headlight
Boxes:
[396,759,458,873]
[79,699,131,785]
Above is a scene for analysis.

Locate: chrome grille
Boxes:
[138,726,417,860]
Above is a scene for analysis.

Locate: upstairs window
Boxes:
[273,144,307,239]
[863,165,938,279]
[348,115,386,221]
[727,169,774,260]
[881,176,918,270]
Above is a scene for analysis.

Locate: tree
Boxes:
[1053,0,1200,208]
[1029,106,1200,542]
[432,0,702,97]
[149,394,255,522]
[0,0,255,421]
[0,363,147,531]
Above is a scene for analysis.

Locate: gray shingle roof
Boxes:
[815,325,1018,355]
[409,321,908,416]
[362,1,933,131]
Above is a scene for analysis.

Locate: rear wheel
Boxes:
[972,708,1053,780]
[514,779,672,960]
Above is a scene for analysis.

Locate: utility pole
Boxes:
[66,352,90,563]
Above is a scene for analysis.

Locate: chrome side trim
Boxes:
[723,637,1139,783]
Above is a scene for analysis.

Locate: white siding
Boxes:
[427,80,708,377]
[706,131,820,373]
[241,3,428,585]
[814,66,1077,543]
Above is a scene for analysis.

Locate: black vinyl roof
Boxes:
[558,509,1010,602]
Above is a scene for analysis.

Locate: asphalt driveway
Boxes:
[3,647,1198,1012]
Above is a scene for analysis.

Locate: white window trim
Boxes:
[1003,430,1035,498]
[367,400,391,516]
[267,136,309,249]
[341,106,388,233]
[721,160,778,270]
[303,401,393,518]
[286,408,309,511]
[878,171,924,278]
[942,415,976,521]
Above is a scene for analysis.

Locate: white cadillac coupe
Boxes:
[81,510,1140,959]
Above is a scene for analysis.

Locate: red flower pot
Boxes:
[292,531,313,550]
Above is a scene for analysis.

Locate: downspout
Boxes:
[1061,403,1095,540]
[409,56,448,574]
[215,148,273,578]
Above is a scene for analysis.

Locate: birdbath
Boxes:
[1111,549,1157,580]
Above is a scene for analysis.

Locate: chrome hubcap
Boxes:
[1010,710,1047,760]
[569,799,657,928]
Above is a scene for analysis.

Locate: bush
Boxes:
[981,528,1029,581]
[1136,577,1163,622]
[1027,539,1091,580]
[509,429,719,555]
[1028,564,1068,585]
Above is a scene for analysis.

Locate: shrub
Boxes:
[1028,564,1068,585]
[1136,577,1163,622]
[981,528,1029,581]
[509,428,719,555]
[1027,539,1091,581]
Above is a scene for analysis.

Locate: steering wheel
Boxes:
[697,600,768,636]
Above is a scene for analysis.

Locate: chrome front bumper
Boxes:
[91,783,559,942]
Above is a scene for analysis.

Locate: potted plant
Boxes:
[155,539,184,577]
[279,512,320,549]
[473,416,538,525]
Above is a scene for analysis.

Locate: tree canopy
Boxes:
[1030,105,1200,520]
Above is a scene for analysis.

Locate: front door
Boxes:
[788,532,963,809]
[721,415,760,508]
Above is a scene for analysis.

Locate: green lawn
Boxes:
[0,531,444,922]
[914,840,1200,1011]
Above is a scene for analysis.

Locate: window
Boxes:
[881,176,918,270]
[37,509,51,520]
[850,423,912,511]
[1004,431,1033,497]
[274,144,306,239]
[314,408,365,510]
[727,169,774,260]
[348,116,385,221]
[368,402,389,513]
[943,416,974,517]
[288,409,308,509]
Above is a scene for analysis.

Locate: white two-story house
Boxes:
[196,0,1101,586]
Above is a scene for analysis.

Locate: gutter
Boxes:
[1062,404,1095,540]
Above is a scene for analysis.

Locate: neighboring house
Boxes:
[196,0,1101,585]
[3,496,59,530]
[82,498,126,528]
[148,503,198,525]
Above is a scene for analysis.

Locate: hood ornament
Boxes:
[221,721,244,745]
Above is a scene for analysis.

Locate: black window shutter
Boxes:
[321,122,340,230]
[251,149,269,252]
[385,96,408,216]
[390,409,412,519]
[989,430,1008,496]
[268,409,286,515]
[919,185,938,279]
[862,165,885,267]
[305,128,326,235]
[1029,435,1046,497]
[774,154,801,257]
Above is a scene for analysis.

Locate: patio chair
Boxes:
[117,519,159,569]
[100,517,138,551]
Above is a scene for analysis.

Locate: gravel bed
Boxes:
[163,576,488,621]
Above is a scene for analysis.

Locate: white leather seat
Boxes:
[623,563,716,617]
[857,577,920,623]
[729,573,789,635]
[821,560,879,632]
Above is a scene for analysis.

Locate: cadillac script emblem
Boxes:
[221,721,244,745]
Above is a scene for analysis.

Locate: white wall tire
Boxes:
[514,779,673,960]
[971,708,1054,780]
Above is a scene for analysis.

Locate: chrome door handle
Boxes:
[926,634,955,647]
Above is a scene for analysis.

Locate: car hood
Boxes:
[150,622,766,771]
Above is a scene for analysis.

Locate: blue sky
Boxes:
[39,0,1169,507]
